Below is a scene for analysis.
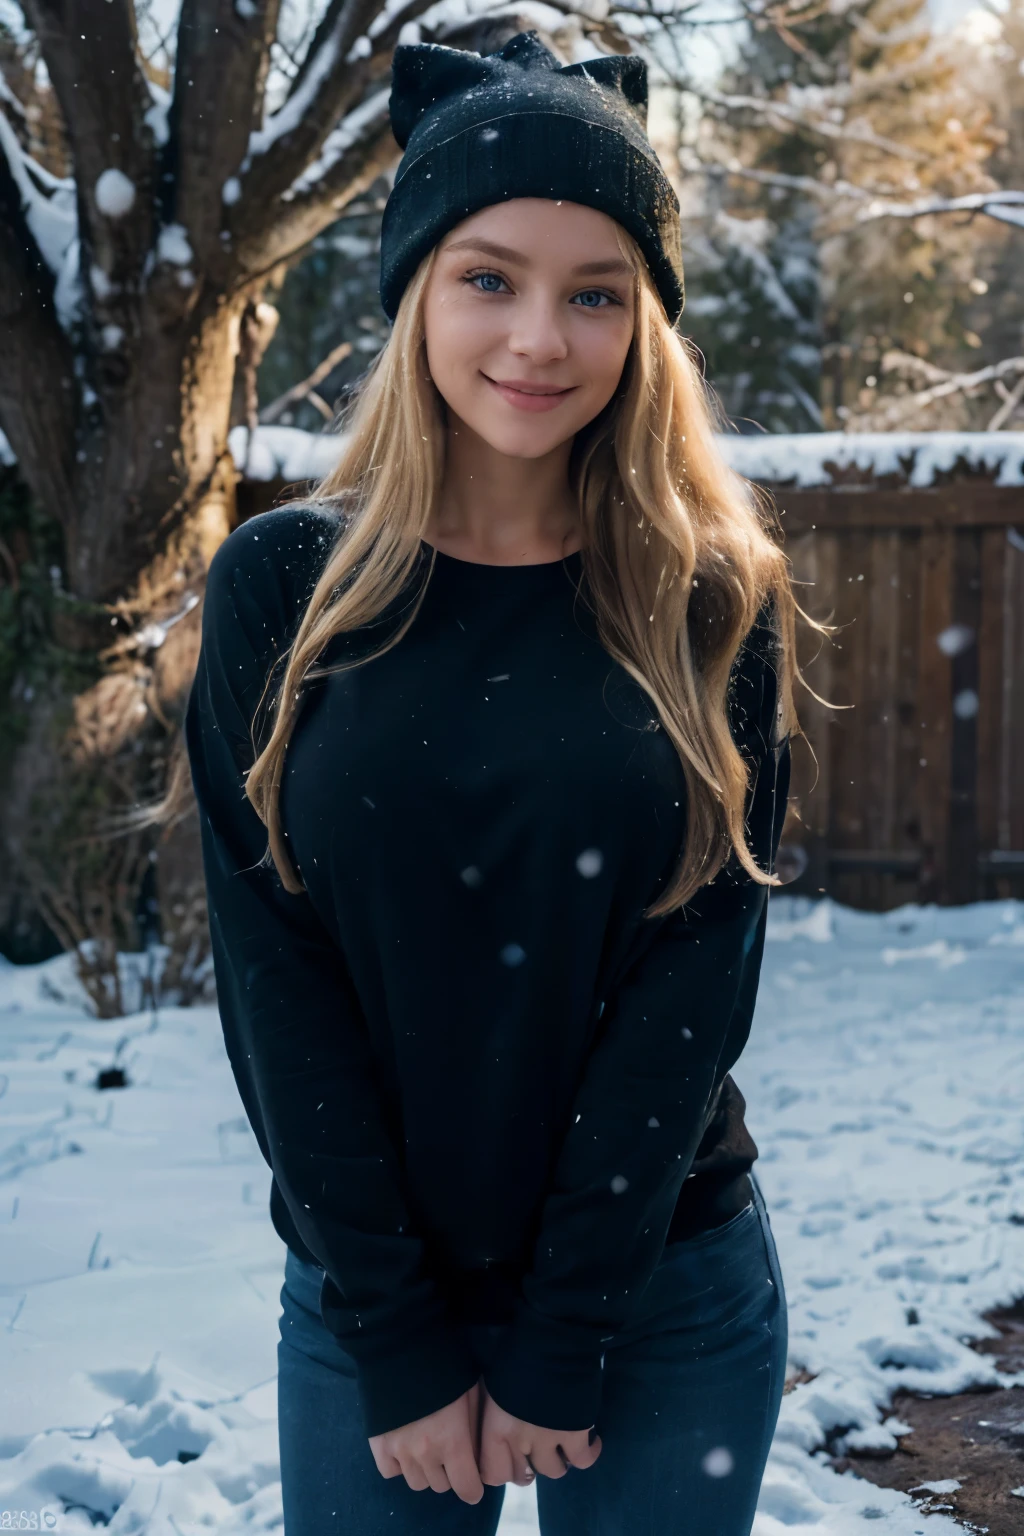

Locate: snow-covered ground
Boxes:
[1,897,1022,1533]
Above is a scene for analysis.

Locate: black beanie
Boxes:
[379,30,684,325]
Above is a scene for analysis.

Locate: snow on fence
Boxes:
[233,427,1024,910]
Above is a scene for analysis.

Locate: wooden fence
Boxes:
[238,432,1024,910]
[770,472,1024,910]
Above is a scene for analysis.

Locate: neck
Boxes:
[427,414,582,562]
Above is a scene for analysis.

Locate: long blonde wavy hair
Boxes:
[245,221,812,918]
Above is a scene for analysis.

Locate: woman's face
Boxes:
[422,198,636,461]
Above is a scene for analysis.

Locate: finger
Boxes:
[369,1443,403,1480]
[443,1442,486,1505]
[479,1434,516,1487]
[556,1429,602,1471]
[419,1455,454,1495]
[529,1444,569,1480]
[510,1450,537,1487]
[396,1454,431,1492]
[467,1381,482,1461]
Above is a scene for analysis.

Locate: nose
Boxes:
[506,293,569,365]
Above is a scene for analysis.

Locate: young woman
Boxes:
[186,31,805,1536]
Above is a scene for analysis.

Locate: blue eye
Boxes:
[461,270,620,307]
[465,270,508,293]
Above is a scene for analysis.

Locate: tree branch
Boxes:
[695,157,870,205]
[231,0,384,225]
[365,0,463,57]
[234,93,396,278]
[170,0,283,264]
[988,373,1024,432]
[880,349,1024,418]
[854,189,1024,230]
[21,0,156,282]
[693,85,931,162]
[696,159,1024,239]
[0,110,77,524]
[260,339,354,424]
[284,0,348,103]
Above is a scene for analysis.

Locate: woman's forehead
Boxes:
[439,200,631,260]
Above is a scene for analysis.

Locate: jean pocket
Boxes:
[283,1246,328,1315]
[664,1197,757,1252]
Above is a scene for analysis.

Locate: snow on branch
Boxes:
[854,190,1024,232]
[233,0,384,221]
[235,95,396,274]
[696,157,869,206]
[696,159,1024,239]
[247,7,351,162]
[878,351,1024,424]
[22,0,154,276]
[694,86,929,162]
[0,103,80,330]
[285,86,393,199]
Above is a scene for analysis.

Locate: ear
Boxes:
[389,42,493,149]
[561,53,648,129]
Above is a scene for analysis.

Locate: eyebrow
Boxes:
[442,237,632,278]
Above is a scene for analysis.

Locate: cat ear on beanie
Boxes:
[388,42,494,151]
[380,29,685,326]
[560,53,649,130]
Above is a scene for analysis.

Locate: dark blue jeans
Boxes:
[277,1173,787,1535]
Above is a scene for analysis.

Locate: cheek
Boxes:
[575,316,633,393]
[425,300,491,385]
[580,316,629,379]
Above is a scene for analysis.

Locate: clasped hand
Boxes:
[369,1379,603,1505]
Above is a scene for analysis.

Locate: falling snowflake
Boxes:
[702,1446,734,1478]
[936,624,974,658]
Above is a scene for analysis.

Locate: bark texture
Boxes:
[0,3,619,1002]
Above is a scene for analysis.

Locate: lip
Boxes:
[483,374,577,412]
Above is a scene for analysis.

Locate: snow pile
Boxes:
[227,423,349,483]
[225,426,1024,494]
[94,169,136,220]
[156,223,194,269]
[720,430,1024,488]
[1,898,1022,1532]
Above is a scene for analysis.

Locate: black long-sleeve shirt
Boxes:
[185,504,791,1440]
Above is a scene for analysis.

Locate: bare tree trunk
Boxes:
[0,3,618,1006]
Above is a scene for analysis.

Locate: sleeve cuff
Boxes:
[481,1300,605,1431]
[320,1298,482,1440]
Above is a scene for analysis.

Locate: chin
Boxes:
[469,418,579,460]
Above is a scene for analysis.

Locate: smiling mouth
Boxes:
[486,378,573,395]
[482,373,577,409]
